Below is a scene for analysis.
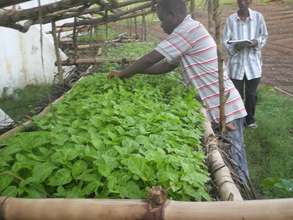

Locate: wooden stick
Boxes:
[274,86,293,97]
[72,16,78,64]
[142,14,147,41]
[59,57,135,66]
[51,20,64,85]
[50,0,151,25]
[61,2,153,27]
[134,16,138,36]
[207,0,214,34]
[0,0,92,26]
[189,0,196,19]
[213,0,226,133]
[1,197,293,220]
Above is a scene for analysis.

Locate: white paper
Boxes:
[228,39,252,44]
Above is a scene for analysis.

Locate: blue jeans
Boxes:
[227,117,249,182]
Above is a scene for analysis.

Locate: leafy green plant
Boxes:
[245,86,293,198]
[261,178,293,198]
[0,72,209,201]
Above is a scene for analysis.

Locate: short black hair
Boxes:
[157,0,187,16]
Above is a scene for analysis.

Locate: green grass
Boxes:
[0,85,52,123]
[78,26,118,42]
[245,86,293,198]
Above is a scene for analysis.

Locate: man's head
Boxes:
[237,0,252,11]
[156,0,187,34]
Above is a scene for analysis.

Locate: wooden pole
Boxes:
[189,0,196,19]
[213,0,226,133]
[142,14,147,41]
[207,0,214,35]
[61,2,153,27]
[1,197,293,220]
[134,16,138,37]
[0,0,92,26]
[105,9,109,40]
[51,20,64,85]
[59,57,135,66]
[72,16,78,64]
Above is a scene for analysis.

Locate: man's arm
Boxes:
[143,59,178,75]
[223,17,238,55]
[255,13,268,50]
[108,50,165,79]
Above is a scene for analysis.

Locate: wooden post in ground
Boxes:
[142,14,147,41]
[105,9,109,40]
[213,0,226,133]
[72,16,78,64]
[189,0,196,19]
[207,0,214,35]
[51,20,64,84]
[134,16,138,37]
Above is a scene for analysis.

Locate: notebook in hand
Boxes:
[228,39,253,44]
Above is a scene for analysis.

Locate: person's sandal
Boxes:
[247,122,257,129]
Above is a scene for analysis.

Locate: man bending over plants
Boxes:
[108,0,249,183]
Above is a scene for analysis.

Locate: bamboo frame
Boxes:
[0,197,292,220]
[0,0,92,26]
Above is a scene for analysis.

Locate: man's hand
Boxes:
[234,43,246,51]
[248,39,258,48]
[108,70,134,80]
[234,41,251,51]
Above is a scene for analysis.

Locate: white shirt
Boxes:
[223,8,268,80]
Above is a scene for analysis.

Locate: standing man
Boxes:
[223,0,268,128]
[109,0,250,181]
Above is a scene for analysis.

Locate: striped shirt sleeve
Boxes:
[155,31,193,64]
[223,17,237,56]
[255,13,268,50]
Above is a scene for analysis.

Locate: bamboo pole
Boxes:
[59,57,135,66]
[0,0,92,26]
[201,109,243,201]
[51,20,64,85]
[72,16,78,64]
[274,86,293,97]
[142,14,147,41]
[1,197,293,220]
[207,0,214,35]
[189,0,196,19]
[105,10,109,40]
[49,0,151,25]
[61,2,153,27]
[213,0,226,133]
[134,16,138,37]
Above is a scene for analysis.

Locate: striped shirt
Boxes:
[223,8,268,80]
[155,15,247,124]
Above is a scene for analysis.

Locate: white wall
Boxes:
[0,108,13,129]
[0,0,73,97]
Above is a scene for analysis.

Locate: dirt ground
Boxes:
[151,1,293,95]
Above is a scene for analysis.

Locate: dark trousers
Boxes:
[232,76,261,125]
